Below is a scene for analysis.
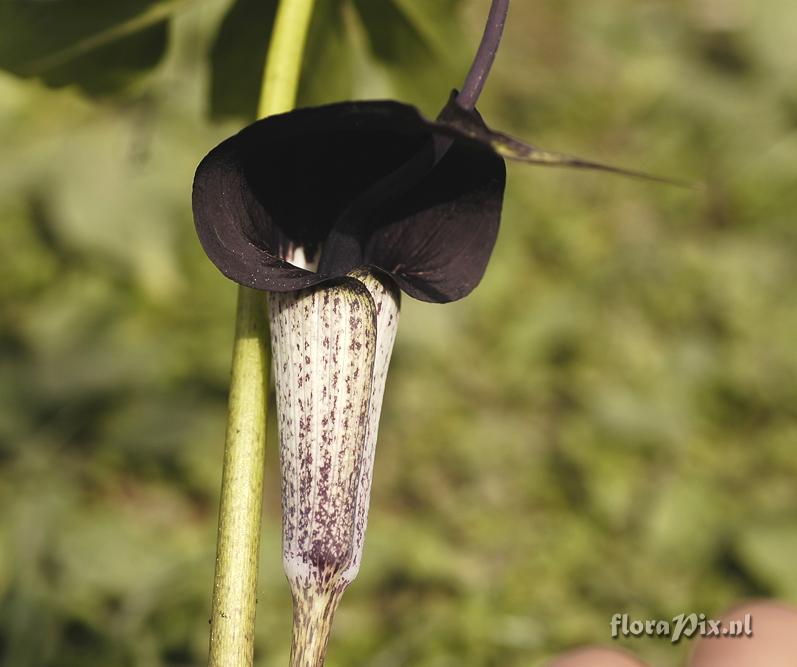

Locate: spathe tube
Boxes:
[268,269,400,666]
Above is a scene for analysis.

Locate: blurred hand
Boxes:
[546,600,797,667]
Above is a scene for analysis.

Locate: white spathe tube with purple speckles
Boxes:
[268,269,399,666]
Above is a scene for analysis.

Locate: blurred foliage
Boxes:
[1,0,796,666]
[0,1,179,94]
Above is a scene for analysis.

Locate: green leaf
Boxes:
[208,0,471,117]
[208,0,279,120]
[210,0,359,118]
[0,0,182,95]
[297,0,357,106]
[350,0,470,107]
[210,0,345,118]
[390,0,469,61]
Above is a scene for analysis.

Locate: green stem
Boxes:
[208,288,269,667]
[208,1,316,666]
[258,0,317,117]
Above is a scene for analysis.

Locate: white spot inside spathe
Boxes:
[285,245,321,272]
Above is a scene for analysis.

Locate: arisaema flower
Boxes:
[192,1,673,663]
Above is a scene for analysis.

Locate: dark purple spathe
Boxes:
[192,98,506,303]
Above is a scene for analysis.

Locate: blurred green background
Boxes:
[1,1,796,665]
